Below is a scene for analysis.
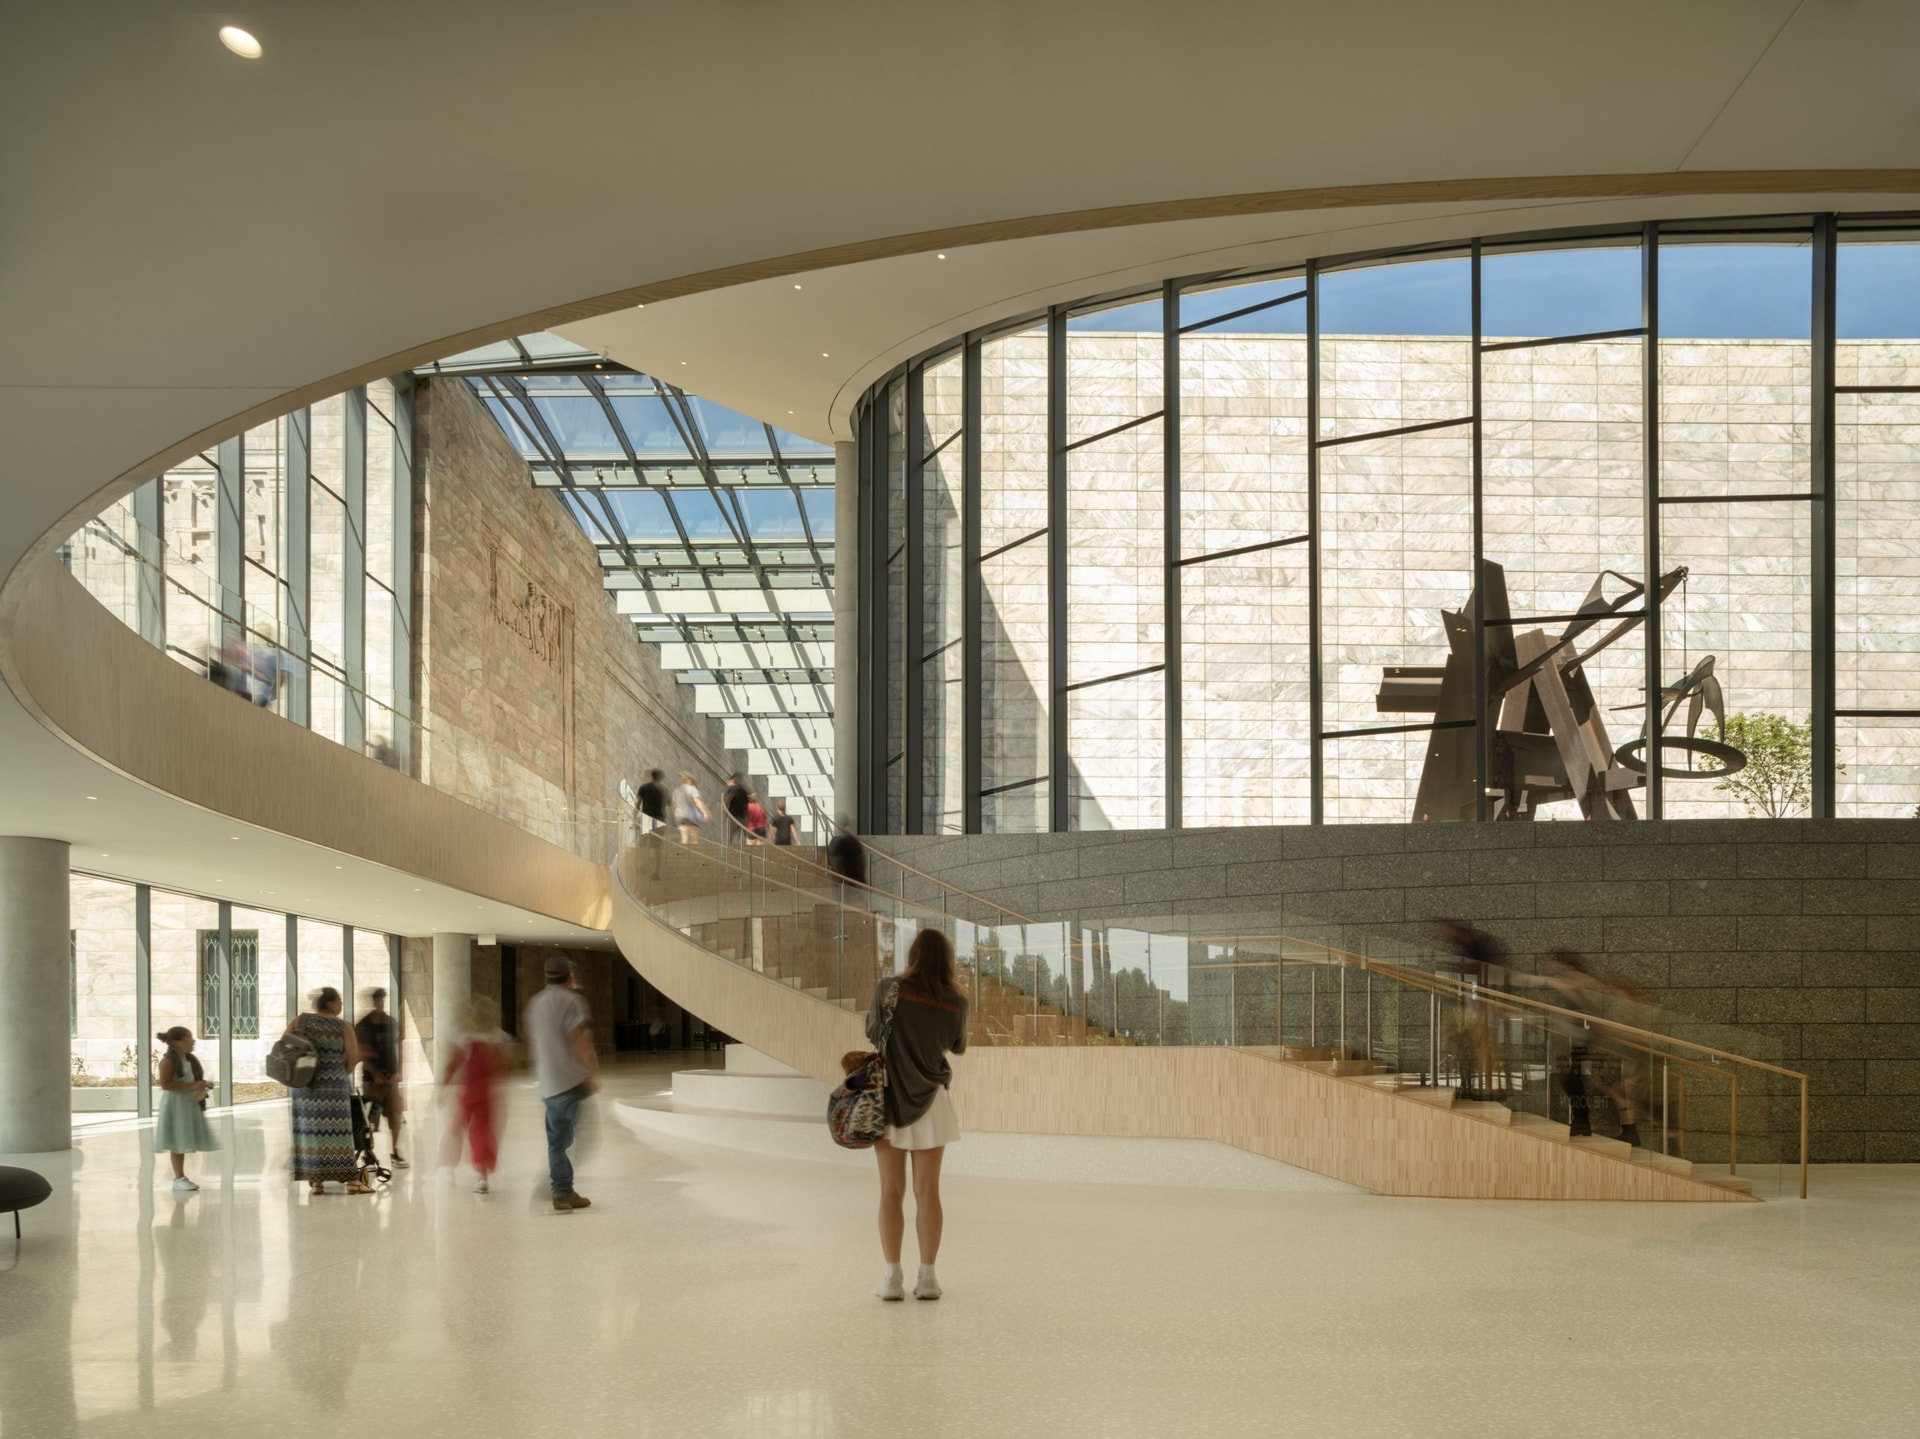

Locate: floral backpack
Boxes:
[828,979,898,1149]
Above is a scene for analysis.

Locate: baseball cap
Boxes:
[543,955,572,980]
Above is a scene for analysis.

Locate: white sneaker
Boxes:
[473,1176,489,1194]
[914,1265,941,1300]
[876,1266,905,1301]
[171,1177,198,1193]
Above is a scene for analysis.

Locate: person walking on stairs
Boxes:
[525,956,599,1211]
[868,928,968,1302]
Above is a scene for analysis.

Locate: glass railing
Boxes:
[60,511,635,860]
[616,833,1809,1198]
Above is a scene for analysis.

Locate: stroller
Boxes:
[351,1092,392,1188]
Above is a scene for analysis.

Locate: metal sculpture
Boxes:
[1377,560,1746,821]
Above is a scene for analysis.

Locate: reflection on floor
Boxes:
[3,1055,1916,1438]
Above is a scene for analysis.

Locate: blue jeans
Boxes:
[543,1084,586,1196]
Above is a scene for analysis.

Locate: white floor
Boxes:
[3,1056,1916,1438]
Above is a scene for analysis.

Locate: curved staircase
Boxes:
[610,838,1800,1202]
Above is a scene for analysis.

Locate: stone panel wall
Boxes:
[413,377,750,859]
[875,820,1920,1161]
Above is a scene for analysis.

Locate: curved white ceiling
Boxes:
[2,0,1918,930]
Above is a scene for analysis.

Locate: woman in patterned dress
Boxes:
[286,987,372,1195]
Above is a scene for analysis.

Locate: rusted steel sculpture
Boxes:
[1378,560,1746,821]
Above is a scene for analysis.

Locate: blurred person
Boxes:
[868,928,968,1302]
[769,799,799,847]
[525,956,599,1211]
[636,768,668,834]
[744,791,768,845]
[246,635,281,706]
[1433,919,1509,1102]
[355,987,407,1168]
[826,815,868,888]
[1544,951,1654,1148]
[287,987,372,1194]
[722,772,749,847]
[672,771,707,845]
[153,1026,217,1192]
[438,995,508,1193]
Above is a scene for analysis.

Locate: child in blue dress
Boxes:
[154,1026,217,1192]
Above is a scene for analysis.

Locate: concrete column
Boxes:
[0,837,72,1152]
[431,932,472,1080]
[832,439,859,831]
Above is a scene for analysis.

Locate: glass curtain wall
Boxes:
[863,212,1920,832]
[65,873,394,1118]
[65,379,415,771]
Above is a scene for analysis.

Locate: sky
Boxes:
[1069,241,1920,341]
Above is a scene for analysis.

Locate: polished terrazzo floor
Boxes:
[3,1056,1915,1438]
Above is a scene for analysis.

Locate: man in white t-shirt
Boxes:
[524,955,599,1211]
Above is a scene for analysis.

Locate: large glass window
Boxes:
[871,213,1920,832]
[70,876,138,1116]
[1659,233,1813,819]
[883,378,907,833]
[919,351,965,834]
[1318,256,1473,822]
[1836,231,1920,815]
[1177,276,1309,826]
[1065,297,1165,830]
[979,324,1051,832]
[66,378,415,768]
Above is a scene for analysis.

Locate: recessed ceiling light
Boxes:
[100,852,110,858]
[85,795,97,801]
[821,352,830,358]
[230,835,240,841]
[218,25,262,58]
[679,361,687,366]
[334,865,343,870]
[793,284,803,291]
[937,253,947,260]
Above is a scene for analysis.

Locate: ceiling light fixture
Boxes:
[821,352,830,358]
[86,795,97,801]
[937,252,947,260]
[218,25,263,58]
[793,284,803,291]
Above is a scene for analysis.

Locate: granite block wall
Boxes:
[413,377,751,860]
[875,819,1920,1161]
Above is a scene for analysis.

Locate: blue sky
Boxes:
[1072,242,1920,341]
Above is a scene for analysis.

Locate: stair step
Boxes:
[1569,1134,1633,1159]
[835,999,860,1011]
[1453,1101,1516,1126]
[1633,1149,1693,1176]
[1509,1114,1572,1142]
[1697,1174,1754,1195]
[803,987,829,999]
[1402,1086,1462,1108]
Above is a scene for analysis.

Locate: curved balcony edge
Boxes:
[0,554,610,929]
[607,859,1747,1200]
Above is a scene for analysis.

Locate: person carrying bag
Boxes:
[828,978,897,1149]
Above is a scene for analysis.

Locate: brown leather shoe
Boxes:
[551,1192,591,1211]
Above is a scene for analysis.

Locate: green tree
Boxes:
[1714,712,1815,819]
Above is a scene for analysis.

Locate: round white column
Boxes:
[431,932,473,1080]
[0,837,72,1152]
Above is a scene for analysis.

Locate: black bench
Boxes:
[0,1166,51,1242]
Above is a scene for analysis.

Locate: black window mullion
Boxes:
[1306,260,1324,824]
[1811,212,1838,817]
[1163,278,1182,830]
[1471,239,1489,821]
[962,336,983,834]
[1047,309,1069,832]
[904,366,926,834]
[1642,220,1664,820]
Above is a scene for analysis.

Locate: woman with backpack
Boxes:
[286,987,371,1195]
[867,928,969,1302]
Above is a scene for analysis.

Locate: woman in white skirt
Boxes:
[154,1026,217,1192]
[867,928,969,1301]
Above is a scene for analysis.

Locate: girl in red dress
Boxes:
[440,995,508,1193]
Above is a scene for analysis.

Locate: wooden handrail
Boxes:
[1193,934,1809,1083]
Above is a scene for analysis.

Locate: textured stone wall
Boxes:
[875,820,1920,1162]
[414,377,750,859]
